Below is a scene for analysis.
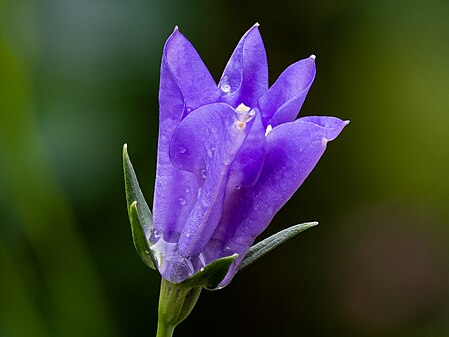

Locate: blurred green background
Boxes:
[1,0,449,336]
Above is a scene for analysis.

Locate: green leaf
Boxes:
[123,144,156,269]
[239,222,318,271]
[181,254,239,290]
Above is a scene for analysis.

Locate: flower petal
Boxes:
[170,103,255,257]
[219,116,349,286]
[164,27,220,110]
[258,57,316,127]
[219,23,268,108]
[209,111,266,246]
[154,45,202,239]
[154,28,223,241]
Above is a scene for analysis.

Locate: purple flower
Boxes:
[151,23,348,287]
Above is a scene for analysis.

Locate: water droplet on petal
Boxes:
[178,197,187,206]
[153,230,162,239]
[219,75,231,93]
[236,185,241,190]
[207,147,215,158]
[200,169,207,179]
[178,146,186,154]
[186,107,193,113]
[185,187,190,193]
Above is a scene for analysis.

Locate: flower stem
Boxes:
[156,278,202,337]
[156,322,174,337]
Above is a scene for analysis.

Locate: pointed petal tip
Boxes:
[123,143,128,153]
[246,22,261,35]
[309,54,316,60]
[344,120,351,125]
[166,25,183,45]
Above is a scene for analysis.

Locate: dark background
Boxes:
[1,0,449,336]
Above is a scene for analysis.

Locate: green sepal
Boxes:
[129,202,156,269]
[239,222,318,271]
[181,254,238,290]
[123,144,156,270]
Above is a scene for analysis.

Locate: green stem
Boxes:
[156,278,202,337]
[156,322,174,337]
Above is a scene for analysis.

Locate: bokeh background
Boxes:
[1,0,449,336]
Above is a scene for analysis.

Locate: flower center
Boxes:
[234,103,254,129]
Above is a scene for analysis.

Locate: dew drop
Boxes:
[178,197,187,206]
[178,146,186,154]
[186,107,193,113]
[200,169,207,179]
[219,75,231,93]
[236,185,241,190]
[207,147,215,158]
[185,187,190,193]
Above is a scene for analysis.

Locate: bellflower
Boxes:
[148,23,348,287]
[123,23,348,337]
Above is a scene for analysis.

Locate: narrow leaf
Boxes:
[123,144,156,269]
[239,222,318,271]
[182,254,238,290]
